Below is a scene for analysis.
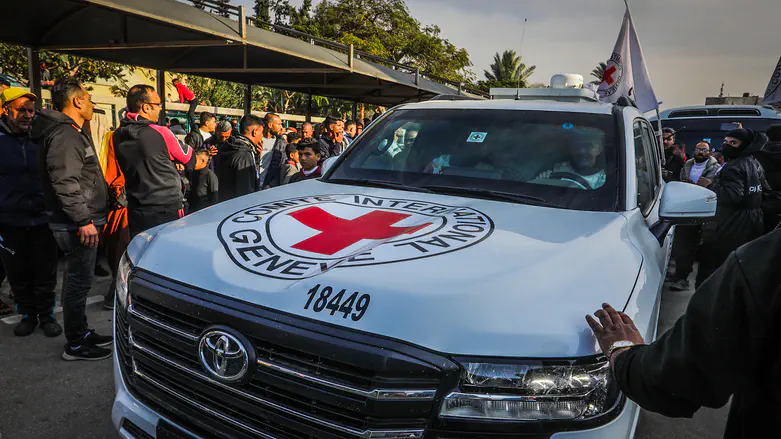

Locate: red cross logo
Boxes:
[603,65,618,86]
[288,207,432,255]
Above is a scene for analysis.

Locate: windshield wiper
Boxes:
[421,185,561,208]
[325,178,434,193]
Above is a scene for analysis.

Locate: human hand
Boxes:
[586,303,645,363]
[175,163,185,171]
[209,146,218,156]
[78,223,100,248]
[697,177,712,187]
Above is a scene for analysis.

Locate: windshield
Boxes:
[326,109,620,212]
[662,117,781,157]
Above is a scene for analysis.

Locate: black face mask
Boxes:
[722,143,744,159]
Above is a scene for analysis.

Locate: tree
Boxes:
[213,0,231,18]
[591,62,607,85]
[0,43,130,87]
[260,0,474,84]
[483,50,536,86]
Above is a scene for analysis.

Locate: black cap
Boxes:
[767,124,781,142]
[662,127,676,136]
[724,128,753,145]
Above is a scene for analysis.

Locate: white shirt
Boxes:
[258,137,276,184]
[689,161,708,183]
[199,129,212,144]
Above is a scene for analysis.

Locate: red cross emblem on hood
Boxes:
[288,207,431,255]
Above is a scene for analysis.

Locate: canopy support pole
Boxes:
[27,48,42,110]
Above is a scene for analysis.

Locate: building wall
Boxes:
[705,95,763,106]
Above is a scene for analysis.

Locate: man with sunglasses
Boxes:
[667,142,721,291]
[113,84,192,239]
[32,78,112,361]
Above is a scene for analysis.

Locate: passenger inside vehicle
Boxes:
[531,131,607,190]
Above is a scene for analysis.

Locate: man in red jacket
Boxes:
[172,77,198,131]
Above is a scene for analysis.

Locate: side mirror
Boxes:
[651,181,717,245]
[320,156,339,176]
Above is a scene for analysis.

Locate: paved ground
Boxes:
[0,262,727,439]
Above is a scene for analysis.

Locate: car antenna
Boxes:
[515,18,528,100]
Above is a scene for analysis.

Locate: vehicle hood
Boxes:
[130,180,643,358]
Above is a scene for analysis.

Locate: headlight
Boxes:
[116,252,133,309]
[439,360,619,421]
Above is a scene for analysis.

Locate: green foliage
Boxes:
[476,50,537,92]
[258,0,474,84]
[591,61,607,85]
[0,43,129,87]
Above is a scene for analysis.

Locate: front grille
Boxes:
[117,271,458,439]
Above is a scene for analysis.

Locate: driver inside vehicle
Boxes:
[533,133,607,190]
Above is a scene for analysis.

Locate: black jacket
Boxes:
[189,167,219,212]
[317,137,348,160]
[701,133,768,261]
[288,166,322,183]
[113,117,184,210]
[183,129,218,151]
[0,118,48,227]
[31,109,108,229]
[756,140,781,232]
[614,228,781,439]
[262,135,288,188]
[217,135,259,201]
[663,147,685,182]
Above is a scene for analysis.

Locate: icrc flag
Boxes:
[764,56,781,105]
[599,8,659,113]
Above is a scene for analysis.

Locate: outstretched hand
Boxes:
[586,303,645,361]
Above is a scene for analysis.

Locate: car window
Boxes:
[662,118,781,157]
[640,122,661,197]
[327,109,620,212]
[634,122,654,214]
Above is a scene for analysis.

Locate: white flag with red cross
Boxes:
[599,7,659,113]
[764,56,781,106]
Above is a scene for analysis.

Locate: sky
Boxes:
[235,0,781,109]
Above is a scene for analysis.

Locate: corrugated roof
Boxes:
[0,0,482,105]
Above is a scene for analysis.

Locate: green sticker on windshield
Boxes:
[467,132,487,143]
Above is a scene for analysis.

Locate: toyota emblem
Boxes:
[198,328,254,383]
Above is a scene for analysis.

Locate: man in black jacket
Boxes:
[696,128,768,287]
[317,116,349,160]
[661,128,684,182]
[587,228,781,439]
[32,78,112,361]
[0,88,61,337]
[756,124,781,232]
[217,114,264,201]
[114,84,191,238]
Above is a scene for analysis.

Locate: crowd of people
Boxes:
[661,125,781,293]
[0,78,366,361]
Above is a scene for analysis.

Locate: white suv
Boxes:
[112,92,716,439]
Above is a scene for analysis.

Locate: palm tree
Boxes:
[483,50,536,88]
[591,62,607,85]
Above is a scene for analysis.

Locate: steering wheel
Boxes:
[548,172,591,190]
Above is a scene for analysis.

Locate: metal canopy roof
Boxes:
[1,0,482,106]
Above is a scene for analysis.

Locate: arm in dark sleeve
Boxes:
[232,151,258,197]
[208,171,219,206]
[45,131,92,226]
[263,140,285,188]
[613,252,764,417]
[712,165,745,206]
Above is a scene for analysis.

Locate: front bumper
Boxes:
[112,347,640,439]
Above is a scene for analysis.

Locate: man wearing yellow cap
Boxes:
[0,88,61,337]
